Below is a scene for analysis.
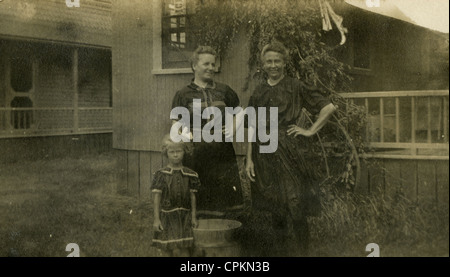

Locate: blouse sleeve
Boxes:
[151,171,166,193]
[172,90,185,109]
[300,85,331,116]
[171,89,189,121]
[224,85,240,108]
[189,176,201,193]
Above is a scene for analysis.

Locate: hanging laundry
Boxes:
[319,0,333,31]
[318,0,348,45]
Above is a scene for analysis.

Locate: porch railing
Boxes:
[0,107,112,138]
[340,90,449,160]
[2,91,449,160]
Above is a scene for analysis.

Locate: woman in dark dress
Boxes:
[171,46,244,217]
[245,41,337,256]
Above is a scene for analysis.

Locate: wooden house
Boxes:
[3,1,443,206]
[332,1,449,205]
[111,0,448,206]
[111,0,449,204]
[0,0,112,160]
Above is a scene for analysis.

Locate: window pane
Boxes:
[383,98,395,142]
[367,98,380,142]
[414,97,428,143]
[368,98,379,115]
[430,97,445,143]
[171,33,178,43]
[171,18,177,28]
[165,0,186,16]
[383,97,395,115]
[399,97,411,142]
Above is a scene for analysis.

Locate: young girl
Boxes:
[151,135,200,257]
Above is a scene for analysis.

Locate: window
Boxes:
[153,0,222,74]
[161,0,198,69]
[10,56,33,92]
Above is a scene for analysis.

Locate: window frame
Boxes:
[152,0,193,75]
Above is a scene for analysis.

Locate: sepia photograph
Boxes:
[0,0,448,263]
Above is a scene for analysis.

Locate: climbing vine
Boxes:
[190,0,367,190]
[190,0,352,91]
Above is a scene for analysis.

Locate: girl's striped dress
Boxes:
[151,167,200,250]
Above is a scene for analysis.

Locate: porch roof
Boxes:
[345,0,449,34]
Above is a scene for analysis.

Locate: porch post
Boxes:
[73,47,79,132]
[411,97,416,155]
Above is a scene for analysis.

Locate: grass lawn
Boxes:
[0,151,448,257]
[0,151,155,257]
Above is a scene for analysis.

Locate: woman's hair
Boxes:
[161,134,193,157]
[260,41,289,63]
[190,46,217,71]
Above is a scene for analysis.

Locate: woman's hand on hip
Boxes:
[287,124,314,137]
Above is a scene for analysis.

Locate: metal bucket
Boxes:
[193,219,242,257]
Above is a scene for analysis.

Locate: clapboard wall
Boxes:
[115,148,449,208]
[0,133,112,162]
[356,159,449,207]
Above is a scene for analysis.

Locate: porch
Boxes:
[0,39,112,160]
[340,90,449,206]
[0,39,112,138]
[341,90,449,159]
[0,107,112,138]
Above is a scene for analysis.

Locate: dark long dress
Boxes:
[151,167,200,250]
[247,76,331,220]
[171,80,244,215]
